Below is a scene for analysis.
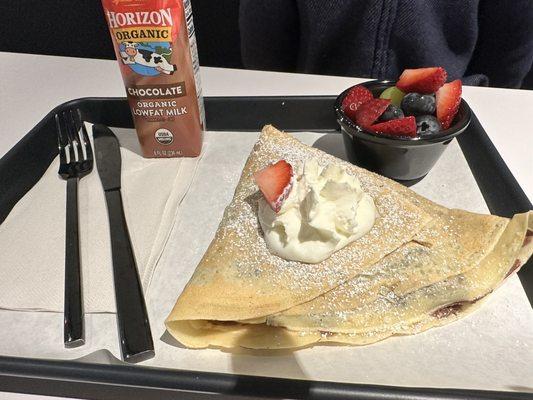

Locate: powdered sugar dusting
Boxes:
[267,200,509,331]
[198,128,431,307]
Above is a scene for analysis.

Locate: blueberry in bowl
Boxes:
[416,115,441,136]
[401,93,435,116]
[335,67,472,181]
[378,104,404,122]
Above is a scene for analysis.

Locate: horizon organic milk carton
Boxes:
[101,0,204,157]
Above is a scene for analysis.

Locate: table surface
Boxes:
[0,52,532,399]
[1,52,532,202]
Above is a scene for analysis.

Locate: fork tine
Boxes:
[71,110,83,160]
[74,109,92,162]
[69,109,85,162]
[55,113,68,165]
[78,110,93,161]
[64,111,78,164]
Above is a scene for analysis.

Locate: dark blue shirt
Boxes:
[240,0,533,88]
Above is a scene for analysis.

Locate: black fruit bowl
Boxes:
[335,80,472,181]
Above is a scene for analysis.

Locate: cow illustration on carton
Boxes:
[120,41,177,76]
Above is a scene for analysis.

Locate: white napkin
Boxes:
[0,125,201,313]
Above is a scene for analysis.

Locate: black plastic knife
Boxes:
[93,124,154,363]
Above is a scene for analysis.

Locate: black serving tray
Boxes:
[0,96,531,400]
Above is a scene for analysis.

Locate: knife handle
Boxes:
[104,189,154,363]
[64,177,84,348]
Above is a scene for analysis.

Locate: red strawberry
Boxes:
[436,79,462,129]
[396,67,447,94]
[342,85,374,121]
[355,98,390,128]
[254,160,294,212]
[370,116,417,137]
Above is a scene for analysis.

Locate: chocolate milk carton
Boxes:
[101,0,204,157]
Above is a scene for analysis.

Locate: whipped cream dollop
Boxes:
[258,159,376,263]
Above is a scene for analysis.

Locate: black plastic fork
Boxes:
[56,109,93,348]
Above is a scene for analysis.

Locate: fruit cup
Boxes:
[335,80,472,181]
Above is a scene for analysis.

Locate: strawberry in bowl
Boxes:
[335,67,471,181]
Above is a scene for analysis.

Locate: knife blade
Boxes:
[93,124,154,363]
[93,125,121,191]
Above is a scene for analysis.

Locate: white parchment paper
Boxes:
[1,130,532,392]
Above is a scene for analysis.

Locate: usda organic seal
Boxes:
[155,128,174,145]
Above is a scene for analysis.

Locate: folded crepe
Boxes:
[166,125,533,349]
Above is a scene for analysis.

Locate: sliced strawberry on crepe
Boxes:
[254,160,294,212]
[370,116,417,137]
[396,67,447,94]
[436,79,462,129]
[342,85,374,121]
[355,98,390,128]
